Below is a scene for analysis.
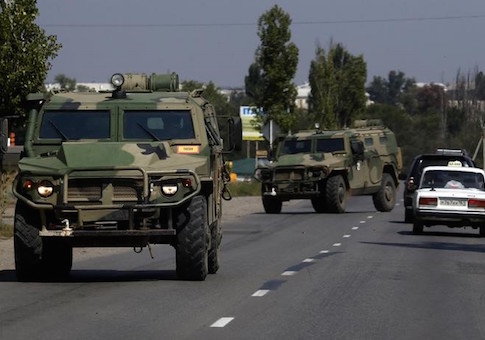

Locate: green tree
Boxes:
[250,5,299,133]
[244,62,264,105]
[308,42,366,129]
[0,0,61,126]
[54,74,76,91]
[367,70,415,106]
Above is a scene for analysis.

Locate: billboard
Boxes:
[239,106,264,141]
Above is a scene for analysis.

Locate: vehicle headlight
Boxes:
[161,184,178,196]
[111,73,125,87]
[37,180,54,197]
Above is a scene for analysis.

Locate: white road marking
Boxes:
[211,317,234,328]
[333,243,342,247]
[367,216,373,219]
[303,258,315,263]
[360,220,366,224]
[282,271,297,276]
[319,250,329,254]
[352,226,359,230]
[252,290,270,297]
[343,234,351,238]
[396,203,400,206]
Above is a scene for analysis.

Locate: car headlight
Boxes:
[161,184,178,196]
[37,180,54,197]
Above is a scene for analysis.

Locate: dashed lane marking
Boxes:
[319,250,329,254]
[211,317,234,328]
[303,258,315,263]
[367,216,373,219]
[343,234,351,238]
[352,226,359,230]
[282,271,297,276]
[333,243,342,247]
[252,290,270,297]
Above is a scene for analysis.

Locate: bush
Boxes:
[227,180,260,197]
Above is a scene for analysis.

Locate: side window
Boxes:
[379,136,388,144]
[364,137,373,146]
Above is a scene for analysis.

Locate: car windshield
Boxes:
[421,170,485,190]
[39,110,110,140]
[281,139,312,155]
[316,138,345,153]
[124,110,195,140]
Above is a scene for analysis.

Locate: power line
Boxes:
[39,13,485,28]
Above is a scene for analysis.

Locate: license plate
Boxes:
[440,199,466,206]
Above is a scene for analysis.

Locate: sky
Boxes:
[37,0,485,88]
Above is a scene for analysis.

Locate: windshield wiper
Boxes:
[48,119,69,140]
[137,123,161,141]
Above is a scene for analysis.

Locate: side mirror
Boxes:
[351,140,364,157]
[228,117,242,152]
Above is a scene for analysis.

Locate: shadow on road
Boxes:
[361,237,485,253]
[0,269,180,283]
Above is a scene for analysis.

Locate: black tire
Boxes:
[14,202,43,281]
[175,196,209,281]
[208,220,221,274]
[325,175,347,213]
[43,238,73,278]
[311,197,326,213]
[262,196,282,214]
[404,208,414,223]
[14,202,73,281]
[480,226,485,238]
[373,173,396,212]
[413,222,424,234]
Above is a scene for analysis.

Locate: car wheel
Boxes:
[325,175,346,213]
[262,192,282,214]
[373,173,396,212]
[175,196,209,281]
[208,220,221,274]
[14,202,43,281]
[404,208,414,223]
[412,222,424,235]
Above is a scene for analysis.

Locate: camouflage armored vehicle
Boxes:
[253,120,402,213]
[13,73,242,281]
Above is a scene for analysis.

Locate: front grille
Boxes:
[67,179,143,202]
[274,169,305,181]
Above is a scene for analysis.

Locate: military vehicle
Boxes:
[13,72,242,281]
[253,120,402,213]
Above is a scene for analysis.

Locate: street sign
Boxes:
[262,120,281,144]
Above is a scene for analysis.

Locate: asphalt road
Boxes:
[2,188,485,340]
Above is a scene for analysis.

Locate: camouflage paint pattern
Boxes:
[254,122,402,201]
[14,81,232,243]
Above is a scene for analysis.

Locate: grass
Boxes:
[226,179,261,197]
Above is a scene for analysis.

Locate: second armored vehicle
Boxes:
[254,120,402,213]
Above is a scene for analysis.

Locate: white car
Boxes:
[413,165,485,236]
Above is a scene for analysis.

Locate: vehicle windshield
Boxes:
[316,138,345,153]
[124,110,195,140]
[421,170,485,190]
[281,139,312,155]
[39,110,110,140]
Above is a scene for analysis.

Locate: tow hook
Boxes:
[133,244,154,259]
[61,219,73,236]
